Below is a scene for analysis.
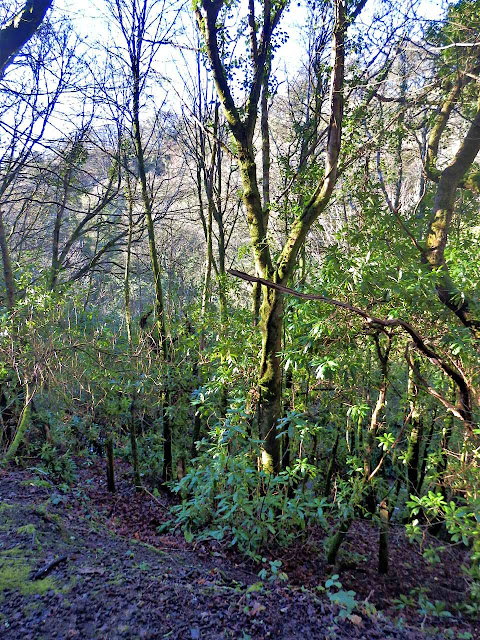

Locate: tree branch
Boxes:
[228,268,476,430]
[0,0,53,76]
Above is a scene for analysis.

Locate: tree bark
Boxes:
[124,2,172,481]
[124,158,141,490]
[106,434,115,493]
[423,101,480,335]
[258,287,283,473]
[0,0,53,76]
[0,210,14,309]
[2,385,34,464]
[378,499,389,574]
[405,362,423,498]
[364,332,391,513]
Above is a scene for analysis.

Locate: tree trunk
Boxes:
[197,0,348,474]
[378,499,389,574]
[0,211,14,309]
[364,333,391,513]
[106,434,115,493]
[2,385,33,464]
[0,0,53,76]
[417,409,436,495]
[129,404,141,490]
[258,288,283,473]
[327,518,351,565]
[161,400,173,484]
[49,167,72,291]
[405,363,423,498]
[123,167,141,490]
[423,100,480,335]
[324,429,340,497]
[131,53,172,482]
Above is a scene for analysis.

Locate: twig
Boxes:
[31,555,69,581]
[142,486,169,511]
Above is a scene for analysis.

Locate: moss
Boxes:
[261,449,274,474]
[135,540,168,557]
[31,505,71,542]
[3,400,31,464]
[16,523,42,549]
[0,550,57,600]
[17,524,36,535]
[21,477,51,489]
[0,546,27,556]
[0,503,14,531]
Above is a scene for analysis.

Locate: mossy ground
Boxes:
[0,549,56,599]
[0,499,72,603]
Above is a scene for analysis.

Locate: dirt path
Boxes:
[0,468,472,639]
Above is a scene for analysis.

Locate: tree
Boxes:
[0,0,53,76]
[195,0,367,472]
[0,12,80,307]
[104,0,180,482]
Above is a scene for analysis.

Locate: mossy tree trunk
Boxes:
[422,81,480,337]
[258,286,283,472]
[0,210,14,309]
[327,518,351,566]
[2,385,34,465]
[123,154,141,490]
[196,0,356,472]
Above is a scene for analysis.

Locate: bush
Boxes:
[163,402,328,558]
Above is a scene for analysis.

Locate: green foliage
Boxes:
[407,470,480,608]
[394,588,452,619]
[257,558,287,583]
[164,402,328,557]
[319,573,357,620]
[39,443,77,484]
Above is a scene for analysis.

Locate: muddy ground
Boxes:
[0,462,478,639]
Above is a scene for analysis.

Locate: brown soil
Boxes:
[0,461,477,640]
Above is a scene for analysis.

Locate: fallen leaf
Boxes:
[348,614,363,627]
[249,601,266,617]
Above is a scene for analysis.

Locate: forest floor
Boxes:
[0,460,478,640]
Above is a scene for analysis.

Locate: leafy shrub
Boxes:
[39,442,77,484]
[407,464,480,611]
[163,402,328,558]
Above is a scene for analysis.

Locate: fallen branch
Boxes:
[31,555,69,581]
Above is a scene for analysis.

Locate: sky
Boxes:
[0,0,455,144]
[51,0,451,98]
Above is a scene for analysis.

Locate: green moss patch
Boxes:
[0,549,57,599]
[0,502,14,528]
[16,524,36,536]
